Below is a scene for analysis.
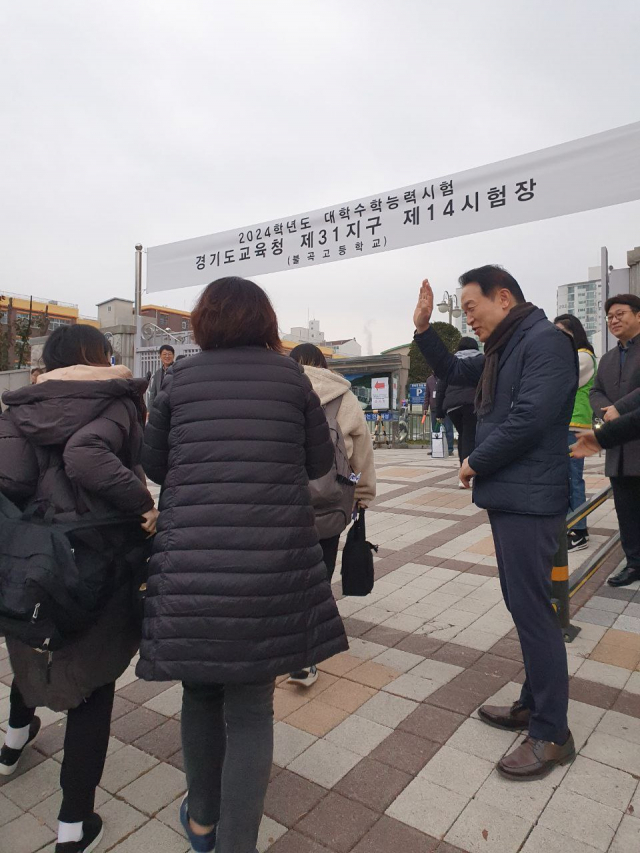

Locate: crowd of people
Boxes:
[0,269,639,853]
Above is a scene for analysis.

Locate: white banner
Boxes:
[146,121,640,293]
[371,377,389,410]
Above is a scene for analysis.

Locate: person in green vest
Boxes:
[555,314,597,552]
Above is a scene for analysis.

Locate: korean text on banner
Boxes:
[371,378,389,410]
[146,121,640,293]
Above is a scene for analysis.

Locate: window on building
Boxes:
[181,319,188,331]
[48,317,72,330]
[159,313,169,329]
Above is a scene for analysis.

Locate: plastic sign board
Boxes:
[366,411,395,421]
[146,121,640,293]
[410,383,427,404]
[371,377,389,410]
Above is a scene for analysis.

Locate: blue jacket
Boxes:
[415,308,577,515]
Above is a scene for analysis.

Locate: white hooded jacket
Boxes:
[302,365,376,506]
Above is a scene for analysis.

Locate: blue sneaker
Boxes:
[180,795,217,853]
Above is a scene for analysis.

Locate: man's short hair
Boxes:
[459,265,526,304]
[604,293,640,315]
[159,344,175,355]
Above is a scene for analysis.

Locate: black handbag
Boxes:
[341,509,378,597]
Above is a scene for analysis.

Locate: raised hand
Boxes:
[413,279,434,334]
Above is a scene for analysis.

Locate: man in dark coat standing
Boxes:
[413,266,578,781]
[425,373,454,454]
[589,293,640,587]
[147,344,175,409]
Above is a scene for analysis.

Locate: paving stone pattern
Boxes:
[1,452,639,852]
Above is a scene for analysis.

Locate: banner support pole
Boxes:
[134,243,143,377]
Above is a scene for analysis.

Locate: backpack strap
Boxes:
[323,396,343,420]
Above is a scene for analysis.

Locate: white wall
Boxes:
[332,339,361,357]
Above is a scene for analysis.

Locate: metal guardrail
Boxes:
[552,484,619,642]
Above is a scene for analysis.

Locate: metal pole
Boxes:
[134,244,143,377]
[552,523,580,642]
[601,246,609,356]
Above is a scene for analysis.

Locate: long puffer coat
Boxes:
[138,346,349,684]
[0,366,154,710]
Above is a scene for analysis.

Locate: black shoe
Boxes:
[0,716,41,777]
[55,814,103,853]
[608,565,640,587]
[568,531,589,553]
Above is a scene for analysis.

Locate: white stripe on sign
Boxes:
[146,121,640,293]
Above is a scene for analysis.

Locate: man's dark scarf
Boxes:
[474,303,537,418]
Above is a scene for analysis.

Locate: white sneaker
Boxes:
[287,666,318,687]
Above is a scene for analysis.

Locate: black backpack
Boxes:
[0,491,146,652]
[341,509,378,597]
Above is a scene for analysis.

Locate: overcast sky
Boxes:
[2,1,639,354]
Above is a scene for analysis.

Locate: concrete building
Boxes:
[630,245,640,298]
[97,297,135,328]
[141,304,192,334]
[282,319,325,345]
[381,343,412,359]
[1,291,99,368]
[1,292,99,331]
[325,338,362,358]
[283,319,361,357]
[556,271,603,356]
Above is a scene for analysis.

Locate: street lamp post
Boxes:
[436,291,462,325]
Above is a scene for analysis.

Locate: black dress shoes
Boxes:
[608,565,640,587]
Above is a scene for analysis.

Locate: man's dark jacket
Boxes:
[589,334,640,477]
[138,347,348,684]
[434,351,484,419]
[595,404,640,449]
[147,365,168,410]
[415,308,577,515]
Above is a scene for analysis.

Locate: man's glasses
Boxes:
[606,310,634,323]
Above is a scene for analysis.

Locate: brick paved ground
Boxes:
[1,450,639,852]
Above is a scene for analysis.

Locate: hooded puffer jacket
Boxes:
[0,366,154,709]
[138,347,349,684]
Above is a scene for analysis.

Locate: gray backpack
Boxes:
[309,396,356,539]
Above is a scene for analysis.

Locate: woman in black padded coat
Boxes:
[139,277,347,853]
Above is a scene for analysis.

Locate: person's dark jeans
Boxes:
[321,535,341,583]
[568,430,587,532]
[447,405,477,465]
[488,511,569,744]
[9,679,115,823]
[430,412,454,453]
[611,476,640,567]
[181,680,275,853]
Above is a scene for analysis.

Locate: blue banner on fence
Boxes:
[366,411,397,421]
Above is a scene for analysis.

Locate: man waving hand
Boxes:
[413,266,578,781]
